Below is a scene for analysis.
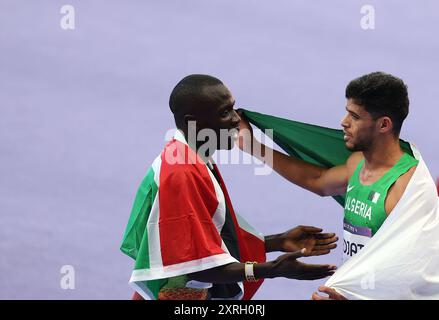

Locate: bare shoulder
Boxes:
[392,165,417,191]
[385,165,417,215]
[345,152,364,177]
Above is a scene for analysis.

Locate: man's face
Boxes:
[340,99,379,152]
[196,84,241,150]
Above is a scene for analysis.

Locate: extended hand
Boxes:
[267,226,338,256]
[312,286,347,300]
[272,249,337,280]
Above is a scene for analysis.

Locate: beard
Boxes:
[345,135,374,152]
[346,144,364,152]
[345,123,377,152]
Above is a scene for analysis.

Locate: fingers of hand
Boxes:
[287,248,306,260]
[312,292,329,300]
[314,233,336,239]
[318,286,333,294]
[316,236,338,245]
[309,249,331,256]
[318,286,344,299]
[314,243,338,252]
[304,263,337,272]
[302,271,336,280]
[301,226,323,233]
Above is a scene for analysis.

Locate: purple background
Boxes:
[1,0,438,299]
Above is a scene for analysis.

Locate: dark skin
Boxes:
[180,84,241,153]
[175,82,338,284]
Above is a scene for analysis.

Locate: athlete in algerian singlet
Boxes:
[343,152,417,262]
[237,71,417,300]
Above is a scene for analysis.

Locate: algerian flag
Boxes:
[121,130,266,300]
[368,191,381,204]
[240,109,413,206]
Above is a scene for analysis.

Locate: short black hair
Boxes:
[345,72,409,135]
[169,74,223,117]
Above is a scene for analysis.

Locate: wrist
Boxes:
[254,261,277,280]
[264,233,284,252]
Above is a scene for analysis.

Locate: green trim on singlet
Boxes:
[344,153,419,236]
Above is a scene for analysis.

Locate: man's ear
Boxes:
[379,116,393,134]
[183,114,197,127]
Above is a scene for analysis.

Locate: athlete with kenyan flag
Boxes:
[120,74,338,300]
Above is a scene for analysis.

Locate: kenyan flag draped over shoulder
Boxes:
[120,130,266,300]
[240,109,414,206]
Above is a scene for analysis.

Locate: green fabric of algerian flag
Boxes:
[241,109,413,206]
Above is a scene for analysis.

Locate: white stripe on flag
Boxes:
[130,253,238,282]
[152,155,161,186]
[372,192,380,204]
[148,156,163,269]
[205,165,230,254]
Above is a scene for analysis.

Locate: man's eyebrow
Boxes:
[345,106,360,117]
[220,100,235,110]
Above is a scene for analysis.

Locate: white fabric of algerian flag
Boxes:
[326,144,439,299]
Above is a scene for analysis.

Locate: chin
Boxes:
[345,141,357,151]
[218,139,235,150]
[346,143,365,152]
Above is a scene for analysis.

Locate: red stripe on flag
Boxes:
[212,164,266,300]
[238,228,266,300]
[159,140,225,266]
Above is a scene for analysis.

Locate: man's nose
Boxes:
[231,109,241,126]
[340,114,349,128]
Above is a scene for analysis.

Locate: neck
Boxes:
[179,127,217,160]
[362,135,404,171]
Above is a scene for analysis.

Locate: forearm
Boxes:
[254,142,327,196]
[189,252,336,284]
[188,261,275,283]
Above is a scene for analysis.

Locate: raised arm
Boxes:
[237,115,362,197]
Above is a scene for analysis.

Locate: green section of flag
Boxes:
[241,109,413,206]
[120,166,166,299]
[121,166,157,263]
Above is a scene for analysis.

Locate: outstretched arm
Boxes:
[237,115,361,197]
[189,249,337,284]
[264,225,338,254]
